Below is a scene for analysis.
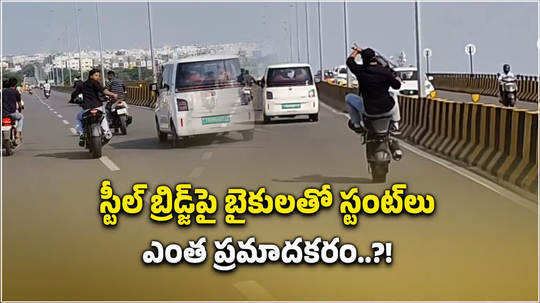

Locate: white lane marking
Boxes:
[53,111,57,114]
[49,108,54,111]
[57,114,63,118]
[201,151,213,160]
[188,166,205,179]
[69,128,78,135]
[233,280,274,300]
[62,120,69,125]
[319,102,537,210]
[99,156,120,171]
[400,141,537,213]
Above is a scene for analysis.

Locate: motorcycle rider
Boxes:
[106,71,125,100]
[498,64,515,98]
[73,69,118,144]
[2,78,24,143]
[345,46,403,158]
[43,81,51,96]
[70,77,84,103]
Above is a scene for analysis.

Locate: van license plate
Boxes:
[202,115,230,125]
[282,103,301,109]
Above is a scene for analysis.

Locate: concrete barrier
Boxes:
[429,73,538,103]
[315,82,538,196]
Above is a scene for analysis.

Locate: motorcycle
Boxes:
[361,116,401,183]
[2,116,18,156]
[106,99,132,135]
[80,108,109,158]
[44,89,51,99]
[498,75,518,107]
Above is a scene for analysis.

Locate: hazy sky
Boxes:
[2,1,539,74]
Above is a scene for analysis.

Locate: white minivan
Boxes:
[259,63,319,123]
[154,55,255,147]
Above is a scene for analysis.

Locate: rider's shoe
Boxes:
[348,119,365,134]
[79,134,85,147]
[389,139,403,161]
[390,121,401,136]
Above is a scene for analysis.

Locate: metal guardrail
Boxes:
[427,73,538,103]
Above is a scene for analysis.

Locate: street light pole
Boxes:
[95,1,105,85]
[343,1,350,88]
[468,48,474,74]
[317,0,324,80]
[305,2,310,64]
[74,1,83,79]
[295,3,300,62]
[414,0,425,98]
[146,0,157,82]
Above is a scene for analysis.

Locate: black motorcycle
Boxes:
[498,75,518,107]
[44,89,51,99]
[80,108,109,158]
[106,100,132,135]
[2,116,18,156]
[362,116,401,183]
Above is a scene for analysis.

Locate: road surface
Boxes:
[2,90,538,300]
[437,90,538,110]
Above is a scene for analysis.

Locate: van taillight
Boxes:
[177,99,189,111]
[2,117,12,126]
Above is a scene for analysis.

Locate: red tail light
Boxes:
[90,109,98,115]
[177,99,189,111]
[2,117,12,126]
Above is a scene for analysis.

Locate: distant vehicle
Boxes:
[258,63,319,123]
[153,54,255,147]
[497,73,517,107]
[391,67,434,96]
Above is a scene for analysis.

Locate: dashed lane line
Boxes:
[233,280,274,300]
[201,151,213,161]
[99,156,120,171]
[187,166,205,179]
[69,128,78,135]
[62,120,69,125]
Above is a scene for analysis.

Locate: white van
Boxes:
[260,63,319,123]
[154,55,255,147]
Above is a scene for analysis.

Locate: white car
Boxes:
[391,67,434,96]
[259,63,319,123]
[154,54,255,147]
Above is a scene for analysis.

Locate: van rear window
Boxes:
[175,58,242,91]
[267,67,313,87]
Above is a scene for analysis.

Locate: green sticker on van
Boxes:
[202,115,231,125]
[282,103,301,109]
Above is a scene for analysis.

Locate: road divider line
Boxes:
[69,128,78,135]
[57,114,63,118]
[188,166,205,179]
[62,120,69,125]
[233,280,274,300]
[99,156,120,171]
[201,151,213,160]
[319,102,537,211]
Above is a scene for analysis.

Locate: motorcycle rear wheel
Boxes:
[370,162,388,183]
[90,136,102,158]
[3,140,13,156]
[119,115,127,135]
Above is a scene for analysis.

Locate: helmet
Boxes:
[503,64,511,74]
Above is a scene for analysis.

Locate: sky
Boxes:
[2,1,539,75]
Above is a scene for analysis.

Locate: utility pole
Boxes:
[305,2,310,64]
[343,1,350,87]
[414,0,425,98]
[75,1,83,79]
[295,3,300,62]
[317,1,324,80]
[68,61,72,86]
[147,0,157,82]
[96,1,105,85]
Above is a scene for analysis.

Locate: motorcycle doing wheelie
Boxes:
[498,75,518,107]
[80,107,110,158]
[105,98,132,135]
[2,116,19,156]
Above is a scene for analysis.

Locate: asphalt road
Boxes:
[2,90,538,300]
[436,90,538,110]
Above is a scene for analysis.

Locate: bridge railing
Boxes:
[316,81,538,196]
[427,73,538,102]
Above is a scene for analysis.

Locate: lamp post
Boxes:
[317,1,324,80]
[343,1,350,88]
[414,0,425,98]
[95,1,105,85]
[146,0,157,82]
[304,2,310,64]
